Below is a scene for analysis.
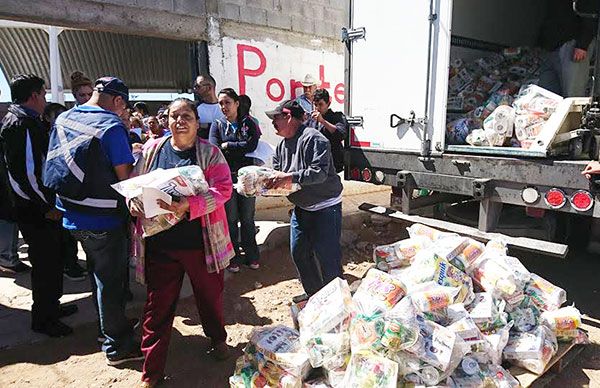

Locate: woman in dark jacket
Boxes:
[209,88,260,272]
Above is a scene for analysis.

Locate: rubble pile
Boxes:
[446,47,564,149]
[230,224,587,387]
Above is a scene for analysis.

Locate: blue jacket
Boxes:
[208,115,259,178]
[43,107,127,216]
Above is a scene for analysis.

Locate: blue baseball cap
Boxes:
[94,76,130,103]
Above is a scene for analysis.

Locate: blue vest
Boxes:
[43,108,125,215]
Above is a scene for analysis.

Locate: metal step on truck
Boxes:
[343,0,600,258]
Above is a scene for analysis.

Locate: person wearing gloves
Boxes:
[209,88,260,273]
[265,99,344,303]
[129,98,235,387]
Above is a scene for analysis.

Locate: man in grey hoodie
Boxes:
[266,100,344,301]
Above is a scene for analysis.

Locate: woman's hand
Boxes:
[128,198,145,218]
[157,197,190,218]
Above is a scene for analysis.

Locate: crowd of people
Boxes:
[0,69,348,387]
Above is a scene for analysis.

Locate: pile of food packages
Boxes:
[236,166,301,197]
[229,223,588,388]
[446,47,564,149]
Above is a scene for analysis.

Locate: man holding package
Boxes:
[44,77,142,365]
[265,100,344,302]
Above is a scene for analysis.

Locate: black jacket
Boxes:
[0,104,55,221]
[307,109,347,173]
[539,0,598,51]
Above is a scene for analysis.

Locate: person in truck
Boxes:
[538,0,598,97]
[265,99,344,303]
[307,88,348,174]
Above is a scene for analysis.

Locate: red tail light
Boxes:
[361,168,372,182]
[350,168,360,181]
[544,189,567,209]
[570,190,593,212]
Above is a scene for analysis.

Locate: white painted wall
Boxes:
[209,36,345,146]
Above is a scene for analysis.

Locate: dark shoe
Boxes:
[292,293,309,304]
[207,342,230,361]
[106,346,144,366]
[0,262,31,274]
[63,262,87,281]
[32,319,73,337]
[58,304,79,318]
[97,318,140,343]
[227,263,240,273]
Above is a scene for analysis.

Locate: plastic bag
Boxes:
[467,293,508,333]
[447,304,481,340]
[298,278,355,338]
[407,224,456,241]
[303,332,350,370]
[236,166,301,197]
[372,236,431,272]
[409,282,460,313]
[483,105,516,138]
[352,268,406,314]
[432,256,475,305]
[342,351,399,388]
[503,325,557,374]
[247,325,310,379]
[540,305,582,341]
[448,238,485,272]
[525,273,567,312]
[508,296,541,332]
[349,312,385,353]
[513,84,563,117]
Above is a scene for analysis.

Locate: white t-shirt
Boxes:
[197,103,224,126]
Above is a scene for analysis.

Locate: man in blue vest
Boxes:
[44,77,142,366]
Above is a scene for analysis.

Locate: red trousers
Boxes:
[141,248,226,382]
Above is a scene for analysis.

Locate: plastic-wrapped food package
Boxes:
[513,85,563,116]
[485,239,508,256]
[483,365,520,388]
[372,236,432,272]
[432,236,469,262]
[448,238,485,272]
[342,351,399,388]
[298,278,355,338]
[470,256,520,301]
[406,315,462,374]
[247,325,311,379]
[467,293,508,333]
[483,105,516,139]
[484,322,513,365]
[409,282,460,313]
[504,325,558,374]
[508,296,541,332]
[466,129,489,146]
[349,312,385,353]
[446,118,479,145]
[324,361,349,388]
[304,332,350,370]
[540,306,582,341]
[407,223,457,241]
[379,316,420,352]
[432,256,475,305]
[525,273,567,312]
[352,269,406,314]
[236,166,301,197]
[447,304,481,340]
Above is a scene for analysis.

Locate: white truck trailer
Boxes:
[343,0,600,257]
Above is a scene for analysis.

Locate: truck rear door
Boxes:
[346,0,452,155]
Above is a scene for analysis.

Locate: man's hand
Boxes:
[266,172,293,190]
[157,197,190,218]
[221,142,228,150]
[582,161,600,179]
[44,208,63,221]
[311,110,323,124]
[573,48,587,62]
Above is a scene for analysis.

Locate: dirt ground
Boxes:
[0,218,599,388]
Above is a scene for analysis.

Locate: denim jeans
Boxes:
[0,219,19,267]
[290,203,343,296]
[71,226,135,357]
[539,39,596,97]
[225,191,260,265]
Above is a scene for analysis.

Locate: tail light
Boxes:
[544,188,567,209]
[361,168,372,182]
[521,187,540,204]
[350,168,360,181]
[570,190,594,212]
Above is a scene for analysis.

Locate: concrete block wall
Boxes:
[208,0,348,40]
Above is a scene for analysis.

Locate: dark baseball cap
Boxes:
[265,99,305,120]
[94,76,130,103]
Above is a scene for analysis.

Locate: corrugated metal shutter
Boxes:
[0,27,195,91]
